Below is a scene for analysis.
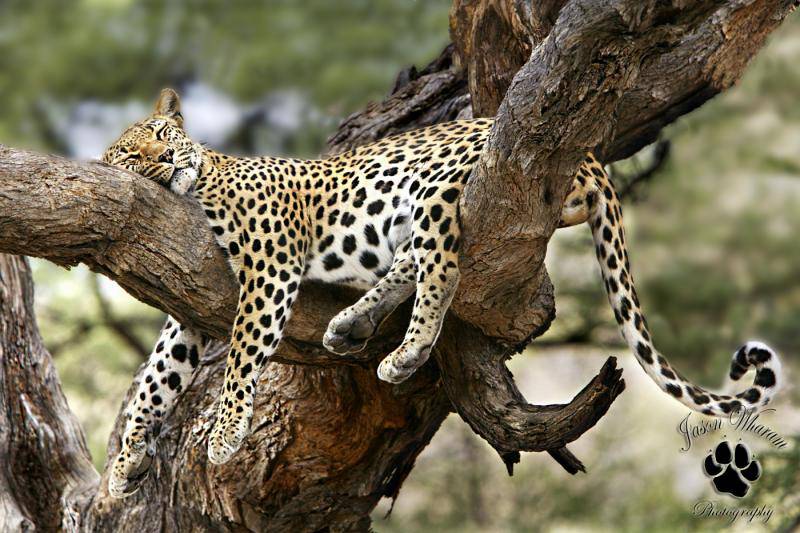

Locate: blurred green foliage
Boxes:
[1,2,798,531]
[29,261,164,465]
[752,436,800,532]
[0,0,450,150]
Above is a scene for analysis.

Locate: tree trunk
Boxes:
[0,255,98,532]
[0,1,794,531]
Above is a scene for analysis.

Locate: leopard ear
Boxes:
[154,88,183,127]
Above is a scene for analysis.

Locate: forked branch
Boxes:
[437,317,625,474]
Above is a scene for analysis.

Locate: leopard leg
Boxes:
[373,165,594,383]
[108,316,206,498]
[323,240,416,354]
[207,236,306,465]
[377,183,462,384]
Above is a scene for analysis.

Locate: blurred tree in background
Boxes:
[0,1,798,531]
[0,0,449,154]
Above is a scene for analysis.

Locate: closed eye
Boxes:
[154,122,168,141]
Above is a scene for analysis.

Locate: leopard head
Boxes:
[103,88,202,194]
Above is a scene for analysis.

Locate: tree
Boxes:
[0,1,794,530]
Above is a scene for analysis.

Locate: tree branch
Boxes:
[439,0,794,477]
[437,316,625,455]
[325,44,471,155]
[453,0,797,341]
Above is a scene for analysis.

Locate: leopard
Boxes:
[101,88,782,498]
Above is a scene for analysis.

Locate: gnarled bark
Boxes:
[452,0,797,341]
[0,0,794,530]
[0,255,98,531]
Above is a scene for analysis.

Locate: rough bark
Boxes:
[452,0,797,341]
[0,255,99,532]
[0,0,794,530]
[326,45,471,155]
[450,0,565,116]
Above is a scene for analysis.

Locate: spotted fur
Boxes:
[102,89,781,497]
[108,317,209,497]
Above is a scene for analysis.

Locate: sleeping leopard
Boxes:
[101,88,782,498]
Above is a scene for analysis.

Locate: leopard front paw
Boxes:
[377,344,431,384]
[207,405,252,465]
[108,434,155,498]
[323,310,378,355]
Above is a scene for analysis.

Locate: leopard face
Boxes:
[102,88,202,194]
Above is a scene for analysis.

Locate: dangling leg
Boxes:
[377,185,462,383]
[372,163,599,383]
[207,233,306,465]
[324,240,417,354]
[325,159,603,383]
[109,316,207,498]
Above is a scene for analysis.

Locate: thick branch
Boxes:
[325,44,470,155]
[451,0,794,162]
[453,0,797,341]
[0,150,236,339]
[450,0,566,116]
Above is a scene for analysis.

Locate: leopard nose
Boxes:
[158,148,174,163]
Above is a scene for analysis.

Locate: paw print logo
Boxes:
[703,440,761,498]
